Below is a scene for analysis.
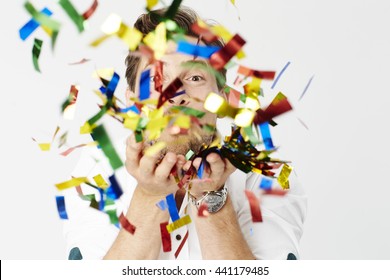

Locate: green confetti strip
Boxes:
[91,124,123,170]
[171,106,206,118]
[32,38,43,72]
[24,1,60,49]
[59,0,85,32]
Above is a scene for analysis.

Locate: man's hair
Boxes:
[125,6,226,92]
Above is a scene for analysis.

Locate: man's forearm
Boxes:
[104,187,169,259]
[193,196,256,259]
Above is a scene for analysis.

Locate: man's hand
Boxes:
[125,134,186,197]
[184,152,236,198]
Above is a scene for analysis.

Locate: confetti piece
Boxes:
[234,108,255,127]
[238,65,275,80]
[191,21,219,43]
[299,75,314,101]
[82,0,99,20]
[263,189,288,196]
[157,78,183,108]
[93,174,108,189]
[166,194,180,222]
[204,92,238,118]
[119,213,136,234]
[177,41,220,58]
[259,177,273,190]
[160,222,172,252]
[62,85,79,120]
[174,230,189,259]
[60,142,97,156]
[24,2,61,49]
[144,141,167,156]
[164,0,184,19]
[106,174,123,199]
[156,199,168,210]
[91,125,123,170]
[166,214,191,233]
[19,7,52,40]
[244,190,263,222]
[226,87,241,107]
[139,69,150,101]
[277,164,292,190]
[253,92,293,125]
[55,177,89,190]
[271,61,290,89]
[56,196,68,219]
[59,0,85,32]
[197,203,209,217]
[259,122,274,150]
[146,0,159,10]
[185,150,195,160]
[91,14,143,51]
[104,199,119,225]
[210,34,246,70]
[32,38,43,72]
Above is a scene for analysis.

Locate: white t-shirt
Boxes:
[62,120,307,260]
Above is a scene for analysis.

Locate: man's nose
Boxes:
[168,93,190,106]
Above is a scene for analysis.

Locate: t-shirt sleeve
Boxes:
[233,170,307,260]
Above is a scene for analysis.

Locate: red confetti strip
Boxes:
[263,189,288,196]
[253,93,293,125]
[119,213,136,234]
[174,230,189,259]
[154,60,163,94]
[160,222,172,252]
[244,190,263,222]
[82,0,98,20]
[191,22,218,43]
[68,58,90,65]
[237,65,276,80]
[227,87,241,107]
[157,78,183,108]
[210,34,246,70]
[197,203,209,217]
[60,143,87,156]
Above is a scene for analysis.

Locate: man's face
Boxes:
[130,36,224,156]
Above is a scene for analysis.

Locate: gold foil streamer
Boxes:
[277,164,292,190]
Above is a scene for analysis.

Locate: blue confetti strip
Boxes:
[197,159,205,179]
[166,193,180,222]
[259,176,273,190]
[19,7,52,41]
[156,199,168,211]
[259,122,274,150]
[298,75,314,101]
[177,41,220,58]
[120,105,140,114]
[139,69,150,101]
[105,72,120,99]
[98,188,105,211]
[106,174,123,200]
[271,61,290,89]
[55,196,68,219]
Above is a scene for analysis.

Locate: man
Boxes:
[64,6,307,260]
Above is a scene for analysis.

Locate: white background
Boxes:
[1,0,389,259]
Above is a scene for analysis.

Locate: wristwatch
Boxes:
[190,185,228,213]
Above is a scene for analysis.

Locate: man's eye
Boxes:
[187,75,204,82]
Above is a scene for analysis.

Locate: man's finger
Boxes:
[155,152,178,181]
[207,153,225,177]
[138,150,161,177]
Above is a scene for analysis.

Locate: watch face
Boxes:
[204,194,224,213]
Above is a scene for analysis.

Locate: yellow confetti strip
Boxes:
[146,0,159,10]
[173,115,191,129]
[244,96,260,111]
[38,143,51,151]
[277,164,293,190]
[91,14,142,51]
[143,22,167,59]
[144,141,167,157]
[204,92,237,118]
[80,122,96,134]
[234,109,255,127]
[244,77,262,97]
[55,177,89,191]
[166,215,192,233]
[210,25,245,59]
[93,174,109,189]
